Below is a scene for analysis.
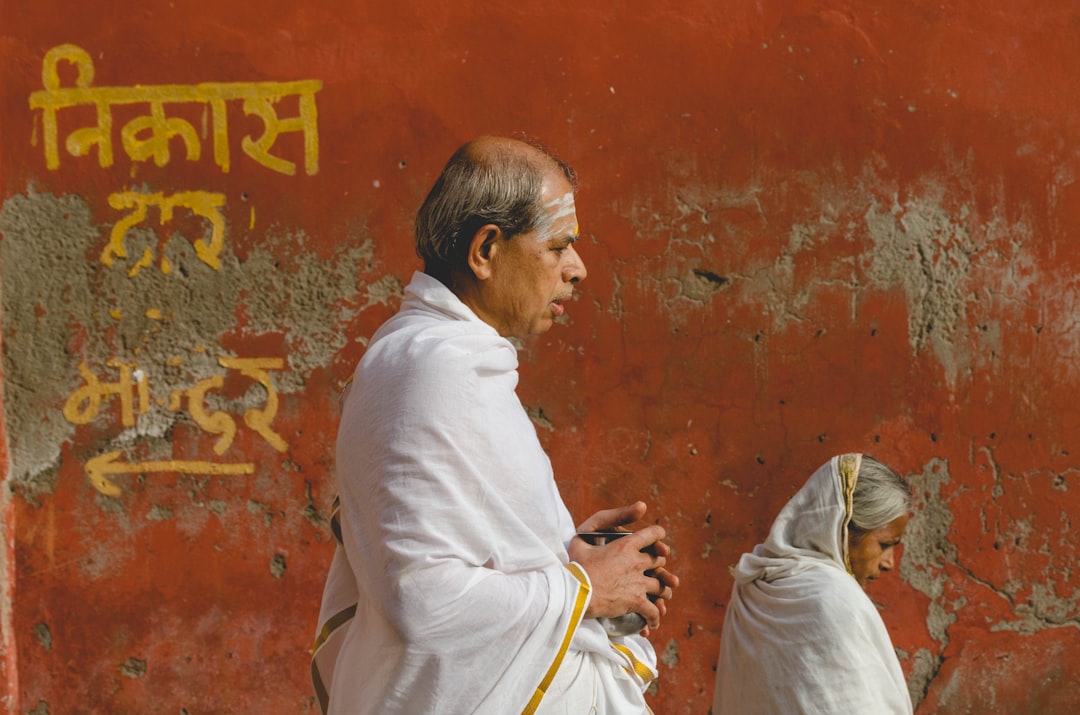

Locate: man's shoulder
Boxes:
[375,312,507,357]
[360,311,516,387]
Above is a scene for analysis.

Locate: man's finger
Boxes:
[652,566,680,592]
[575,501,647,532]
[622,524,665,553]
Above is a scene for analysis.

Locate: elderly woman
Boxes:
[712,453,914,714]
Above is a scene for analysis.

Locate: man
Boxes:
[312,136,678,714]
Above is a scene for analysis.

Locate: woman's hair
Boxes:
[849,455,912,532]
[414,137,577,285]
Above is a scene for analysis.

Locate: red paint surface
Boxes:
[3,1,1080,713]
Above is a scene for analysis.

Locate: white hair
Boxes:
[849,455,912,532]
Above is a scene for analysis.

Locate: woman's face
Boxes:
[848,513,911,588]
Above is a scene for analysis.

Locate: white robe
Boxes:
[713,454,913,715]
[312,271,656,714]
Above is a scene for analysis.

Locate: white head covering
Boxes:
[713,454,913,715]
[733,453,861,584]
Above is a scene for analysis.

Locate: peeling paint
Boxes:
[119,657,146,679]
[900,458,958,703]
[0,189,373,499]
[33,623,52,651]
[270,553,287,579]
[4,4,1080,712]
[147,504,173,521]
[992,580,1080,634]
[660,638,680,667]
[863,188,1034,386]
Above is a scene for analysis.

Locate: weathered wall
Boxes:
[2,1,1079,712]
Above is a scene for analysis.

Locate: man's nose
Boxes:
[564,245,587,284]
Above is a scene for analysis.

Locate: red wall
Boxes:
[3,1,1080,712]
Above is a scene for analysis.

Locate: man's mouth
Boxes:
[550,300,566,317]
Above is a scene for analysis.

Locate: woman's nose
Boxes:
[880,548,896,572]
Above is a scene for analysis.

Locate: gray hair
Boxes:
[849,455,912,532]
[414,137,577,284]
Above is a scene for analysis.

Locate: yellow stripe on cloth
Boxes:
[837,452,862,574]
[521,562,591,715]
[612,642,657,685]
[310,603,358,714]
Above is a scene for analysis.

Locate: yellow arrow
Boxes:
[85,450,256,497]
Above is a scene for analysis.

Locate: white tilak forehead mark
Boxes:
[534,192,578,243]
[545,192,577,220]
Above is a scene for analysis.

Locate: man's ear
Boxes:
[466,224,502,280]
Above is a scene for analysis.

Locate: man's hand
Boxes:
[568,502,680,635]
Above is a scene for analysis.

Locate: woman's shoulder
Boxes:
[795,563,876,624]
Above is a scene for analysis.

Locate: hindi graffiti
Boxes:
[64,356,289,496]
[28,42,318,494]
[102,190,227,274]
[29,43,322,176]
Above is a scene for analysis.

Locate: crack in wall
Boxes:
[900,457,957,706]
[901,448,1080,706]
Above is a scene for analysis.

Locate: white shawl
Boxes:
[713,454,913,714]
[312,272,655,714]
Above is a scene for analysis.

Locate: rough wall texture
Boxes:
[2,1,1079,713]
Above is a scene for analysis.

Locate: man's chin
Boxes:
[529,318,556,336]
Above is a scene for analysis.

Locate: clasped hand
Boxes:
[567,501,680,636]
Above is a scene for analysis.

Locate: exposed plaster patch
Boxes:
[364,273,405,308]
[0,189,98,498]
[227,233,373,392]
[902,452,1080,704]
[301,481,328,528]
[863,195,977,374]
[1035,277,1080,380]
[751,184,853,326]
[900,458,957,705]
[629,174,1035,391]
[119,657,147,678]
[682,269,729,302]
[660,638,680,667]
[525,405,555,431]
[147,505,173,521]
[990,580,1080,634]
[626,188,753,318]
[270,553,287,579]
[247,498,275,527]
[0,189,376,500]
[863,190,1032,384]
[907,647,939,705]
[34,622,52,650]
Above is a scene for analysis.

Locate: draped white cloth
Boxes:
[312,271,656,715]
[713,454,913,715]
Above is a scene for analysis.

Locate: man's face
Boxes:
[483,174,587,339]
[847,513,910,588]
